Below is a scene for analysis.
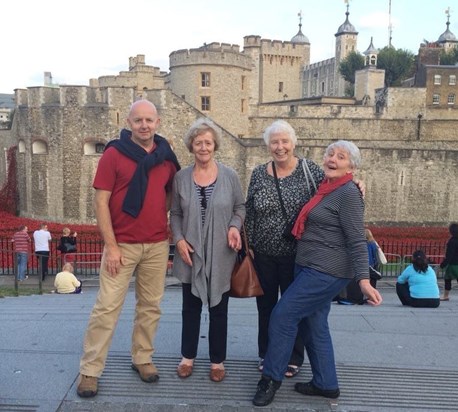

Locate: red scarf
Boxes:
[291,173,353,240]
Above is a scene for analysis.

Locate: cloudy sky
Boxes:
[1,0,455,93]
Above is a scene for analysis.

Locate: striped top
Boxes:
[12,231,30,253]
[295,181,369,282]
[195,181,216,225]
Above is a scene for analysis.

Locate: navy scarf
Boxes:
[105,129,181,217]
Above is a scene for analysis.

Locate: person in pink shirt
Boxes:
[12,225,31,282]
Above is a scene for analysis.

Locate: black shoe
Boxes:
[294,381,340,399]
[252,377,281,407]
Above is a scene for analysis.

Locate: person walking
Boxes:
[33,223,52,281]
[440,222,458,301]
[11,225,31,282]
[77,99,180,398]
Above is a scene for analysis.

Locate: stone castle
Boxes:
[5,5,458,226]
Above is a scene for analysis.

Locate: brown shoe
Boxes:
[209,368,226,382]
[131,362,159,383]
[77,374,98,398]
[177,363,193,378]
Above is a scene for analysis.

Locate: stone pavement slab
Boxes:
[0,281,457,411]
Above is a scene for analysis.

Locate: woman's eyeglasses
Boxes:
[200,186,207,209]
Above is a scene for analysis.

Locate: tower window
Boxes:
[201,72,210,87]
[279,82,284,92]
[201,96,211,111]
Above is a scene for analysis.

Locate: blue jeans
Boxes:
[263,265,349,389]
[16,252,28,281]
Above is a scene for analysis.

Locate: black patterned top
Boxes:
[245,158,325,257]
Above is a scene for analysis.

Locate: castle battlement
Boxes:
[259,38,308,55]
[14,84,136,108]
[304,57,335,70]
[169,44,252,69]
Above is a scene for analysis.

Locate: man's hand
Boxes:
[103,244,125,277]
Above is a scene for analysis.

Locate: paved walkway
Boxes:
[1,278,457,411]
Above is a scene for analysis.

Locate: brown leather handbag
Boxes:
[229,225,263,298]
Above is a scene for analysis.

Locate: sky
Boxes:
[1,0,456,94]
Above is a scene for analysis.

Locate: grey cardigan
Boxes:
[170,162,246,307]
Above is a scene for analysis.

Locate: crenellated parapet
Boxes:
[169,43,252,70]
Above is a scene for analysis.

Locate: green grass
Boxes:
[0,286,54,298]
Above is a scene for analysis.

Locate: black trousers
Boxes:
[181,283,229,364]
[444,278,458,291]
[35,251,50,280]
[254,252,304,367]
[396,282,440,308]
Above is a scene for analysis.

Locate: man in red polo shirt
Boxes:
[77,100,180,398]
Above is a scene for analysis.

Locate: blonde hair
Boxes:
[62,263,74,272]
[183,118,221,152]
[62,227,71,236]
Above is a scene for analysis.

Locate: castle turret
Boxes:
[334,2,358,96]
[437,7,458,51]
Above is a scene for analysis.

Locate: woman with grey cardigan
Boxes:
[170,118,245,383]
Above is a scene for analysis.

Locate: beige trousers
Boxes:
[79,241,169,377]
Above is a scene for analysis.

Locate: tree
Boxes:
[439,47,458,65]
[376,47,416,87]
[338,51,365,84]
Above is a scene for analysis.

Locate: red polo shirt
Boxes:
[93,146,176,243]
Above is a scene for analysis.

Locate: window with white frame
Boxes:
[448,93,455,105]
[201,96,210,111]
[434,74,441,85]
[201,72,210,87]
[432,94,440,104]
[449,75,456,86]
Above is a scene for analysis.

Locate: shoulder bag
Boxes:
[230,225,263,298]
[376,242,388,265]
[273,159,317,241]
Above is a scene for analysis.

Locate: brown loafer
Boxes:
[209,368,226,382]
[177,363,193,378]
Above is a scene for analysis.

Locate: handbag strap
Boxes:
[301,158,317,195]
[271,161,289,221]
[240,224,254,258]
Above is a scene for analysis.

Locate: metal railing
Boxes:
[0,237,445,283]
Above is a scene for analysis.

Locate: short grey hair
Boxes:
[183,118,222,152]
[324,140,361,169]
[262,120,297,146]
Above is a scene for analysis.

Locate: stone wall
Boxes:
[8,80,458,226]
